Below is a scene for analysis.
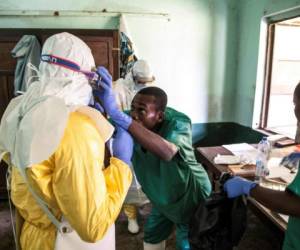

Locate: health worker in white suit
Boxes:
[0,32,133,250]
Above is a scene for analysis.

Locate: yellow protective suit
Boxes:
[10,111,132,250]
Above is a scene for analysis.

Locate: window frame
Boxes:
[257,13,300,136]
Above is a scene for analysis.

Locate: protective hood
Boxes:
[0,32,113,171]
[132,60,155,83]
[123,59,155,94]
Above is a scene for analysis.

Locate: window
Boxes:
[260,17,300,138]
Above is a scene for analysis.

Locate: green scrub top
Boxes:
[283,168,300,250]
[132,107,212,224]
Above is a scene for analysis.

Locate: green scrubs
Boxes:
[283,168,300,250]
[132,107,211,249]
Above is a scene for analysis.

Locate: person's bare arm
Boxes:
[250,186,300,217]
[128,120,178,161]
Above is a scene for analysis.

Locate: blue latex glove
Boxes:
[94,102,105,114]
[280,152,300,169]
[89,100,105,114]
[93,66,132,129]
[224,176,257,198]
[112,126,133,165]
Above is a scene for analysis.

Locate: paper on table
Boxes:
[223,143,258,164]
[223,143,256,152]
[264,157,292,224]
[270,146,298,158]
[214,154,241,164]
[267,157,296,184]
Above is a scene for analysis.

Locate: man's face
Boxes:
[293,93,300,123]
[130,94,163,130]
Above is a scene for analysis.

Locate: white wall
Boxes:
[0,0,238,123]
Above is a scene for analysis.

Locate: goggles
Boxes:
[40,54,101,88]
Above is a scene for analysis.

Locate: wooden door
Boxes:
[0,29,119,199]
[0,36,19,199]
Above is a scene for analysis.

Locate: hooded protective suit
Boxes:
[0,32,132,250]
[113,59,155,111]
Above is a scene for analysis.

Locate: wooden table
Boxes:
[195,146,233,178]
[195,145,287,242]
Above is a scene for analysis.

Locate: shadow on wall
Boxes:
[192,122,265,147]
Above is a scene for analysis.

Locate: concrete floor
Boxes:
[0,201,282,250]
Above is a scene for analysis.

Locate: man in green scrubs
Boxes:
[283,173,300,250]
[130,87,211,250]
[224,82,300,250]
[93,73,211,250]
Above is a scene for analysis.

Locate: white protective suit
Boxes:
[113,59,155,111]
[0,32,132,250]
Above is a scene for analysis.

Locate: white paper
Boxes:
[223,143,258,164]
[214,154,241,164]
[267,157,296,184]
[223,143,257,152]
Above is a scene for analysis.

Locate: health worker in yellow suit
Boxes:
[0,32,133,250]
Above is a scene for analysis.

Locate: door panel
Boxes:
[82,37,114,75]
[0,39,19,71]
[0,75,14,119]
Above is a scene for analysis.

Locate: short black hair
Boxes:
[295,82,300,100]
[137,87,168,111]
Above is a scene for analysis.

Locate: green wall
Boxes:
[235,0,300,126]
[4,0,299,126]
[0,0,238,123]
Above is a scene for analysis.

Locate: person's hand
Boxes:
[112,126,133,165]
[93,67,117,115]
[224,176,257,198]
[280,152,300,169]
[93,66,132,129]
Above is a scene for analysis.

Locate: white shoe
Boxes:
[143,241,166,250]
[128,218,139,234]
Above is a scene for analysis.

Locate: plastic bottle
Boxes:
[255,136,270,183]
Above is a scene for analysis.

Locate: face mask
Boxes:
[133,82,153,92]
